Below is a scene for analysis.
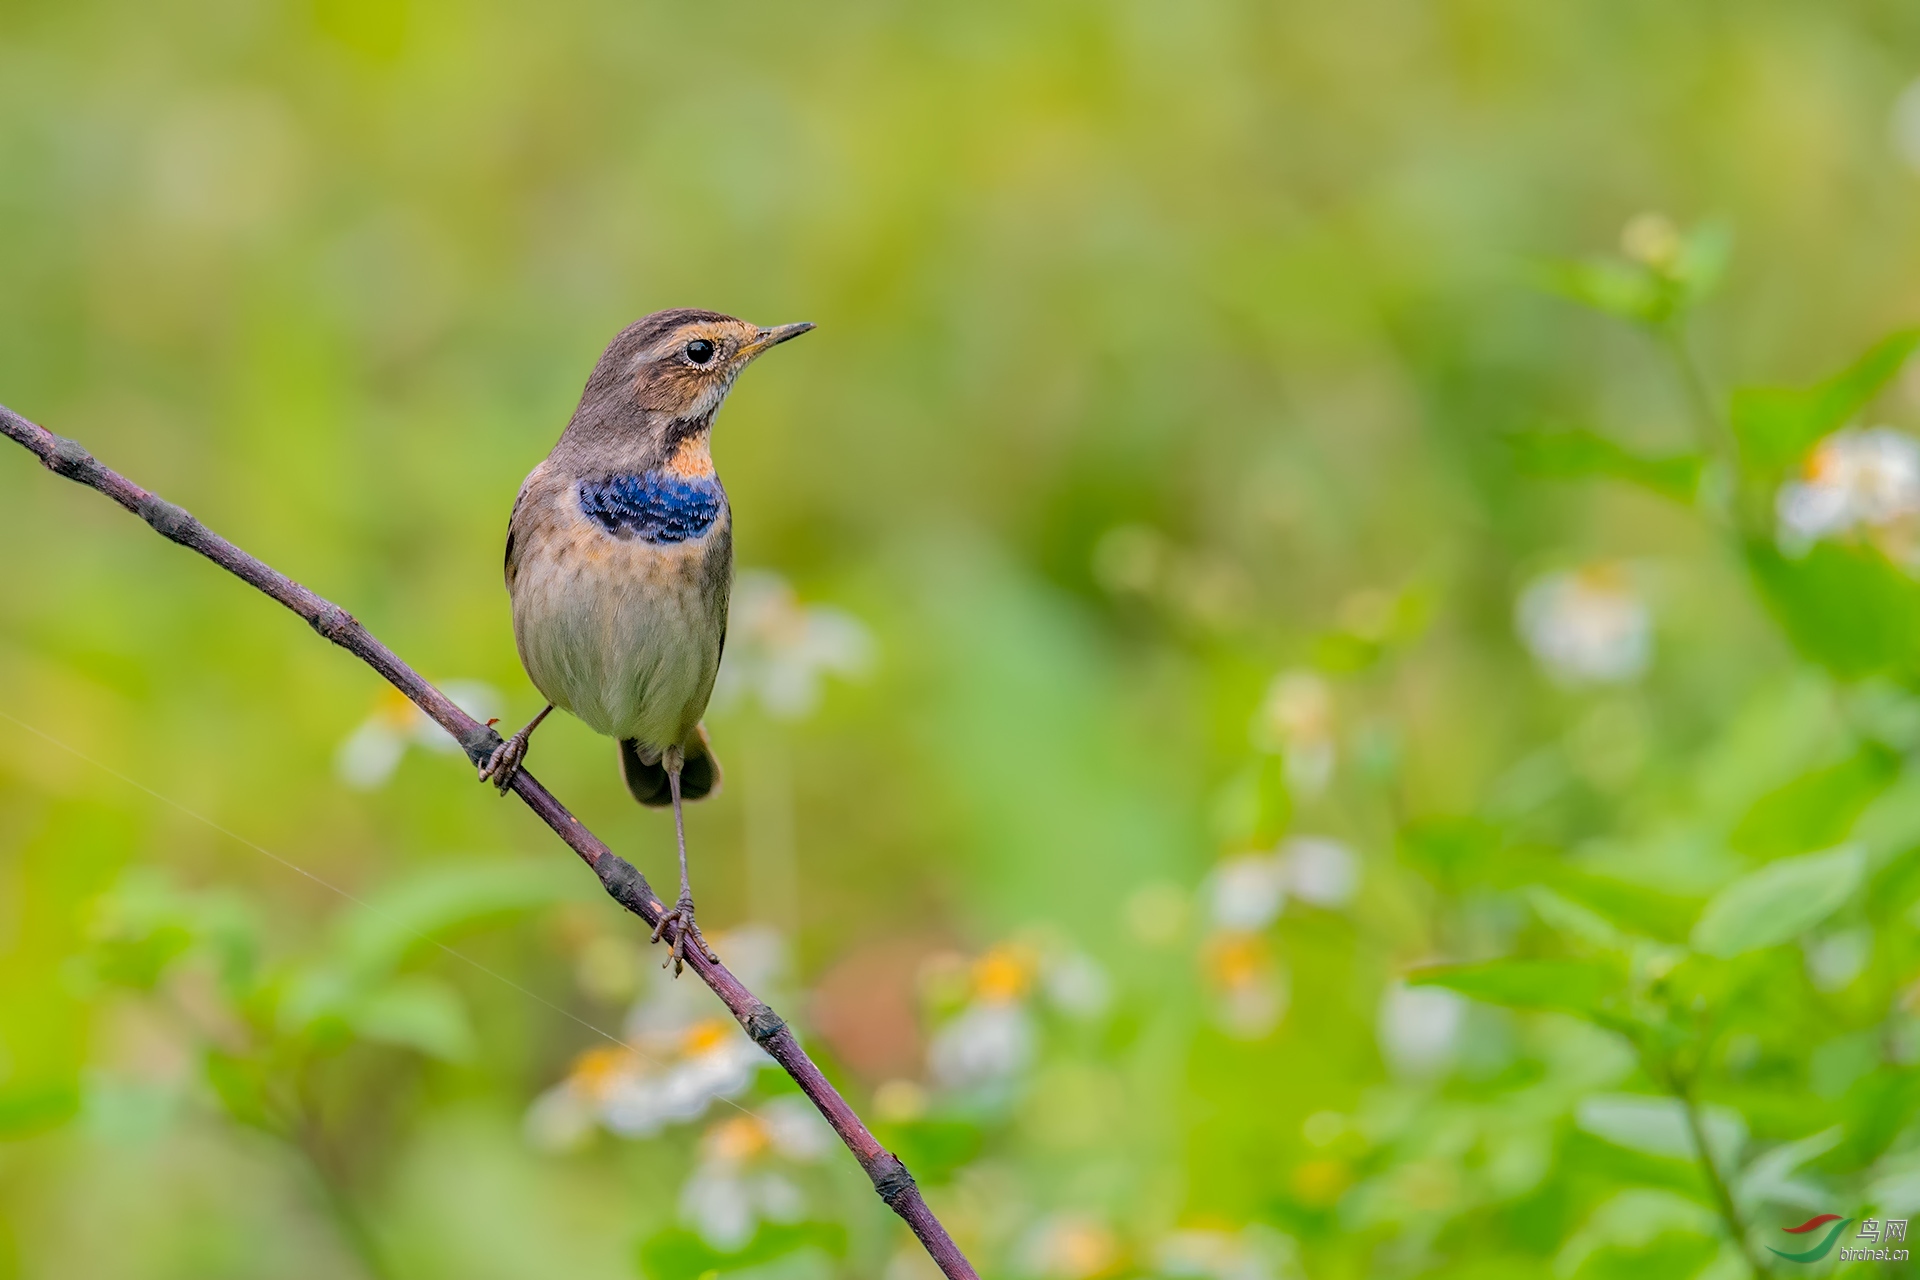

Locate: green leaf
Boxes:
[1575,1094,1746,1164]
[1734,1125,1842,1211]
[1527,887,1628,950]
[1400,817,1507,886]
[1406,957,1620,1017]
[1850,765,1920,871]
[1534,223,1733,329]
[83,871,262,996]
[332,859,592,982]
[1730,329,1920,473]
[352,975,476,1063]
[1729,746,1898,861]
[1545,868,1702,942]
[1554,1189,1722,1280]
[0,1079,80,1138]
[1508,427,1705,502]
[1691,845,1865,957]
[637,1222,847,1280]
[1536,258,1670,326]
[1745,540,1920,679]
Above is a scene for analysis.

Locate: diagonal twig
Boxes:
[0,403,978,1280]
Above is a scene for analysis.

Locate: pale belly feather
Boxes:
[510,520,727,749]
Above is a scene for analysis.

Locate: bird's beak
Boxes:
[745,321,815,355]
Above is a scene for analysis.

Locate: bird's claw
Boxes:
[650,897,718,976]
[478,732,528,793]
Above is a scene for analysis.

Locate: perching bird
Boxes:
[480,309,814,971]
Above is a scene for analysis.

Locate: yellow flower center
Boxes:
[973,943,1037,1002]
[680,1017,733,1057]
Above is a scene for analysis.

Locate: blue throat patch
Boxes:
[578,472,723,543]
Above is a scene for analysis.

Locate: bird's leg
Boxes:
[478,704,553,793]
[648,745,718,975]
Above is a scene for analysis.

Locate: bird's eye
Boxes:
[685,339,716,365]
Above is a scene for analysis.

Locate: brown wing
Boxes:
[503,476,533,591]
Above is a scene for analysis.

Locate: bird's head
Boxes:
[570,308,814,450]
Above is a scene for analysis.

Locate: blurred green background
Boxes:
[8,1,1920,1277]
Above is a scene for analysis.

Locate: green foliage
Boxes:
[0,1081,80,1139]
[1508,428,1705,503]
[1409,958,1623,1020]
[5,6,1920,1278]
[1730,332,1920,475]
[637,1223,847,1280]
[328,860,591,982]
[1536,221,1732,329]
[1729,747,1897,860]
[1691,846,1865,958]
[872,1117,985,1184]
[1745,540,1920,678]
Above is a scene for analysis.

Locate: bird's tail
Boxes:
[619,724,722,807]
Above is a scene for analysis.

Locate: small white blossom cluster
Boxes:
[678,1097,833,1251]
[920,941,1112,1093]
[1776,426,1920,561]
[1206,836,1360,931]
[1515,565,1651,686]
[523,1019,765,1151]
[524,927,787,1150]
[1251,670,1337,795]
[1200,837,1360,1040]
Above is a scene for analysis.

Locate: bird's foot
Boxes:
[649,894,719,976]
[478,729,531,793]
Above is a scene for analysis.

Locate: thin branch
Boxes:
[1662,325,1733,466]
[295,1123,398,1280]
[1658,323,1757,533]
[0,404,979,1280]
[1670,1072,1768,1279]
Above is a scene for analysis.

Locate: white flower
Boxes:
[1776,427,1920,552]
[1515,565,1651,686]
[1280,836,1359,908]
[1377,982,1464,1078]
[1208,854,1289,931]
[524,1019,766,1151]
[1251,670,1336,795]
[598,1030,764,1138]
[924,940,1106,1088]
[678,1098,830,1251]
[335,680,500,789]
[928,1000,1035,1089]
[1206,838,1358,930]
[1202,932,1288,1040]
[524,928,790,1149]
[1042,951,1113,1020]
[711,570,873,720]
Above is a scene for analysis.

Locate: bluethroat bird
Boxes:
[480,309,814,972]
